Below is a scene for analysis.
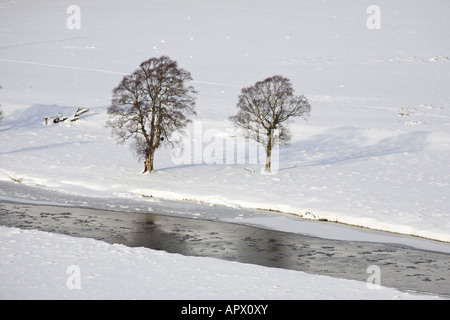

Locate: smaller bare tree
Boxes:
[107,56,197,173]
[229,75,311,172]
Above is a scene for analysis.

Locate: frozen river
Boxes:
[1,181,450,298]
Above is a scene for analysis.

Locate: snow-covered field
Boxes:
[1,0,450,299]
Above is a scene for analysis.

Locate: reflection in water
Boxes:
[131,214,299,270]
[1,201,450,297]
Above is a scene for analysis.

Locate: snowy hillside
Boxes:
[0,0,450,300]
[1,0,449,241]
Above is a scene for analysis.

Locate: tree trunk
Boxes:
[265,129,273,173]
[143,149,155,174]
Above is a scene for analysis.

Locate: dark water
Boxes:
[1,201,449,298]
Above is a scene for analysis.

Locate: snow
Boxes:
[1,0,450,299]
[0,225,443,300]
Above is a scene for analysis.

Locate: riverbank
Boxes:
[2,180,450,255]
[2,225,444,300]
[1,200,449,298]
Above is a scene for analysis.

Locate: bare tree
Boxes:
[229,75,311,172]
[107,56,197,173]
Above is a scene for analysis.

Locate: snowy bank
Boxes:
[0,226,443,300]
[1,0,450,242]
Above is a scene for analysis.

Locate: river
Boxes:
[1,200,449,298]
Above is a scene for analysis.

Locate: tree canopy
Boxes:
[229,75,311,172]
[106,56,197,173]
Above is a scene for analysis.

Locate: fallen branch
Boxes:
[244,168,255,174]
[43,107,89,125]
[74,107,89,117]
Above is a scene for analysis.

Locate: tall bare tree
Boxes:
[107,56,197,173]
[229,75,311,172]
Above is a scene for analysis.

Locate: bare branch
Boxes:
[229,75,311,172]
[106,56,197,173]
